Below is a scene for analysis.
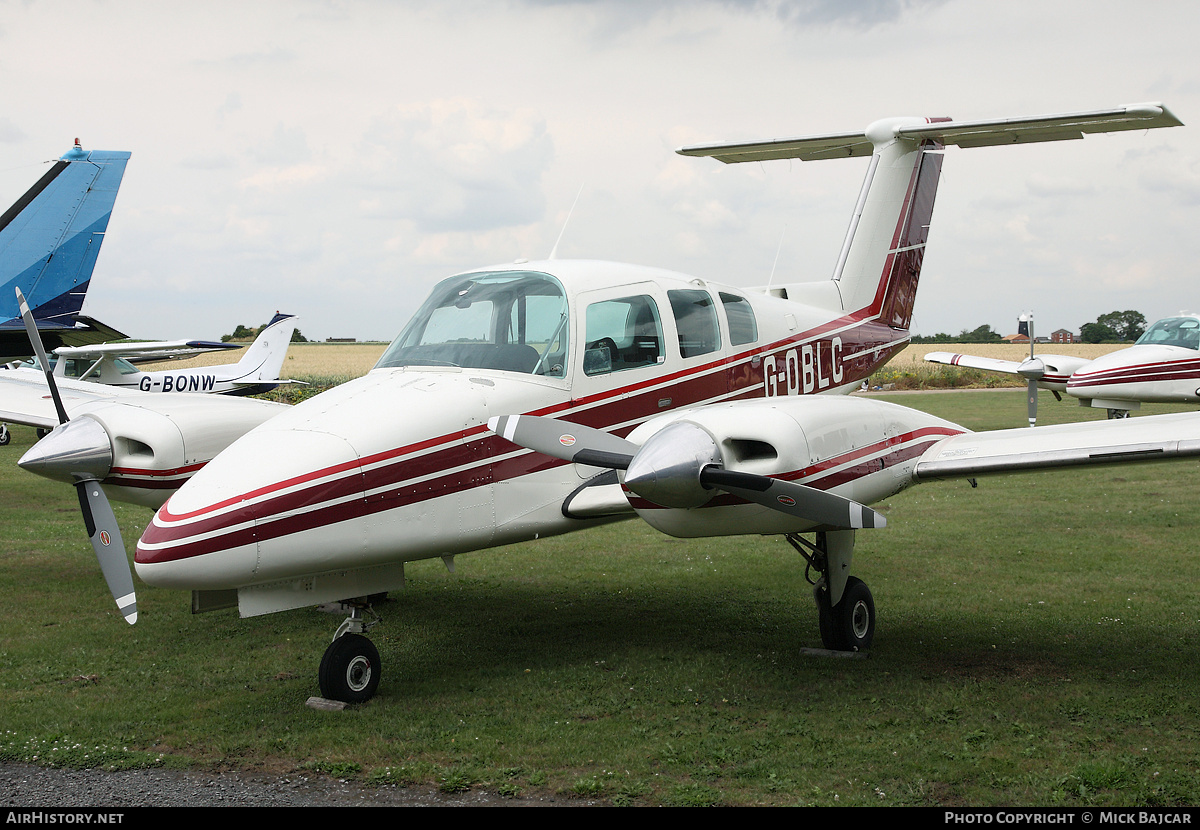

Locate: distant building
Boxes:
[1050,329,1075,344]
[1003,333,1030,344]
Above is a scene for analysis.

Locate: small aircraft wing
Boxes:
[924,351,1023,375]
[913,412,1200,481]
[0,368,138,429]
[677,102,1181,163]
[54,339,242,364]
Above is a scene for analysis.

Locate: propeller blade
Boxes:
[701,467,886,529]
[16,287,68,424]
[488,415,637,469]
[1017,355,1044,428]
[76,480,137,624]
[16,287,135,624]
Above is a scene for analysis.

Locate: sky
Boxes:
[0,0,1197,342]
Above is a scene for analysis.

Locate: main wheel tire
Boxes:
[318,633,381,703]
[817,576,875,652]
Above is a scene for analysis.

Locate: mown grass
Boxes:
[1,389,1199,806]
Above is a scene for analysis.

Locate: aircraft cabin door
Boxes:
[568,283,675,479]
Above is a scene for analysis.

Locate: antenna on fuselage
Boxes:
[547,183,585,260]
[766,225,787,290]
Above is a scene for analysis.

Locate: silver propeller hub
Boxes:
[623,421,722,509]
[1017,357,1045,381]
[18,417,114,483]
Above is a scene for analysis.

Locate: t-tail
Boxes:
[0,140,131,329]
[221,313,301,396]
[677,103,1183,335]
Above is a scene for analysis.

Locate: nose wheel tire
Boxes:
[318,633,380,703]
[816,576,875,652]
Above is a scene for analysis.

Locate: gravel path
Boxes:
[0,762,595,807]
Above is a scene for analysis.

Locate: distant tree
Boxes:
[1080,321,1121,343]
[1094,310,1147,342]
[291,329,309,343]
[958,324,1004,343]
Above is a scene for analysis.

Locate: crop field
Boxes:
[1,349,1199,806]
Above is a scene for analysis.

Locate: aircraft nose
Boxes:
[135,428,366,590]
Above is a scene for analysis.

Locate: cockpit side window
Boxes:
[583,295,664,376]
[1135,317,1200,350]
[668,289,721,358]
[376,271,569,376]
[718,291,758,346]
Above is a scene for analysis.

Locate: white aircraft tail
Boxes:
[225,313,298,394]
[677,103,1183,332]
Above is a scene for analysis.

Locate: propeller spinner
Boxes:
[488,414,885,530]
[14,288,136,624]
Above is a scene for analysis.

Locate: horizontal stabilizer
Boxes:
[677,103,1182,163]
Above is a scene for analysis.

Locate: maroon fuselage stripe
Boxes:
[137,144,946,564]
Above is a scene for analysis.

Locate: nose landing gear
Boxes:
[317,601,382,703]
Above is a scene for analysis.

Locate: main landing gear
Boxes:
[787,530,876,652]
[318,600,382,703]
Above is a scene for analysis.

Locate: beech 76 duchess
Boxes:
[10,103,1197,704]
[926,312,1200,423]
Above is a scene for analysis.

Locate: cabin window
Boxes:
[1135,317,1200,350]
[113,358,140,376]
[668,289,720,358]
[719,291,758,346]
[377,271,569,376]
[583,295,664,376]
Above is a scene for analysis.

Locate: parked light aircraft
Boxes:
[8,104,1196,704]
[0,140,131,358]
[926,311,1200,423]
[6,312,300,412]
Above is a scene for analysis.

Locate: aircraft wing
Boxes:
[913,412,1200,481]
[55,339,241,363]
[0,316,130,360]
[0,368,139,429]
[677,102,1181,163]
[924,351,1023,375]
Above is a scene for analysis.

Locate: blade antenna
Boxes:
[767,225,787,290]
[548,183,585,261]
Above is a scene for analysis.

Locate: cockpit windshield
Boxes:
[376,271,569,376]
[1134,317,1200,350]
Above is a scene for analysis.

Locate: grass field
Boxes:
[1,353,1198,806]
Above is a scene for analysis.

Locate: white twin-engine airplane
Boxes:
[926,312,1200,423]
[11,103,1196,705]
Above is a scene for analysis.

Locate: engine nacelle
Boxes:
[622,395,966,538]
[19,395,287,509]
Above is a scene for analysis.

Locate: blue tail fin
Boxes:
[0,141,130,328]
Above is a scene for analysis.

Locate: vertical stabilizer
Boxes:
[224,313,299,394]
[677,103,1183,333]
[0,141,131,326]
[828,119,944,330]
